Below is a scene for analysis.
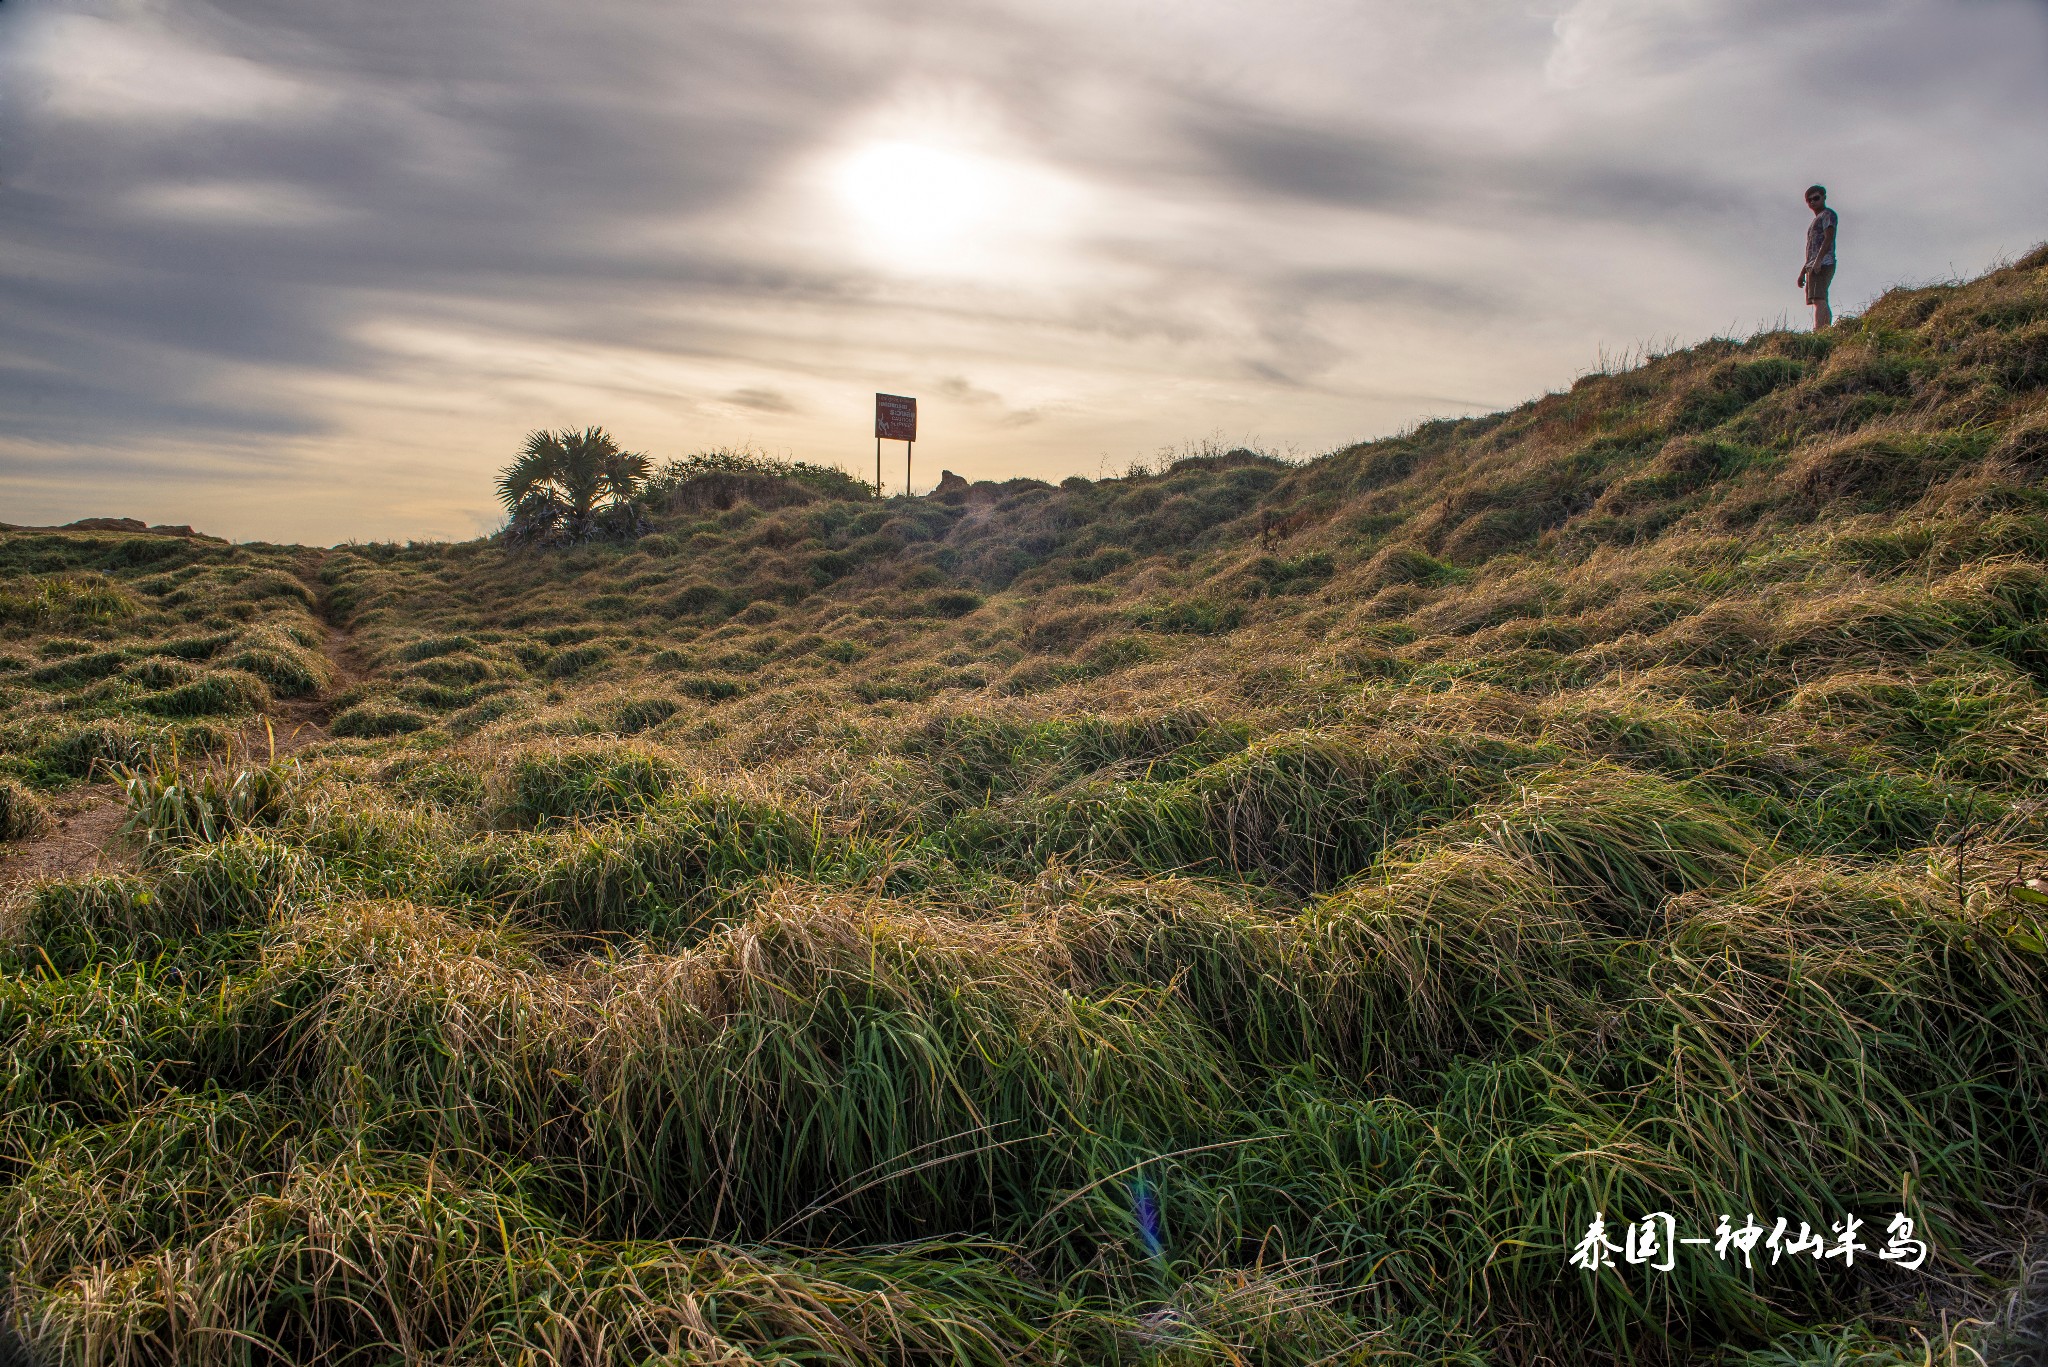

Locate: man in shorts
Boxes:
[1798,185,1838,330]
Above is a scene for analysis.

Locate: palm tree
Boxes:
[497,427,651,545]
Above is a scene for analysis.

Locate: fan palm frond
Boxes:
[495,426,651,546]
[497,432,568,510]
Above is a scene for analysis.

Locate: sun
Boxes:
[832,139,1013,268]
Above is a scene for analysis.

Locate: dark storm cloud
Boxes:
[1175,99,1756,228]
[1190,114,1438,212]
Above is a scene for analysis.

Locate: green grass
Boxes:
[3,249,2048,1364]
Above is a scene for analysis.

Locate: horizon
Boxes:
[4,0,2047,544]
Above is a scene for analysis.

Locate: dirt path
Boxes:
[238,551,366,758]
[2,551,367,917]
[0,787,130,884]
[0,786,133,934]
[245,621,363,757]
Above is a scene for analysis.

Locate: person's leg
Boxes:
[1811,266,1834,330]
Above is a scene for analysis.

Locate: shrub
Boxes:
[644,447,873,507]
[498,426,652,548]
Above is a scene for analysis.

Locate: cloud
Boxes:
[721,387,801,415]
[934,375,1042,427]
[20,10,328,125]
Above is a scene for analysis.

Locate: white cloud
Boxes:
[15,10,326,125]
[126,179,349,225]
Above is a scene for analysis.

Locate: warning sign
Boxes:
[875,393,917,442]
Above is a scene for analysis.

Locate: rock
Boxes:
[933,470,970,497]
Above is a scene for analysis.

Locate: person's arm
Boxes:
[1818,213,1836,264]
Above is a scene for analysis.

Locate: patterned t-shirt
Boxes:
[1806,207,1838,268]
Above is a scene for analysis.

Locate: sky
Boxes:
[2,0,2046,545]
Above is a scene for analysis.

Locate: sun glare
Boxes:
[832,139,1015,269]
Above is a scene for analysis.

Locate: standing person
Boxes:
[1798,185,1838,330]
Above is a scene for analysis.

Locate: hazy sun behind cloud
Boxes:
[834,141,1012,264]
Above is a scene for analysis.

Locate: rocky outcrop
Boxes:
[0,517,222,541]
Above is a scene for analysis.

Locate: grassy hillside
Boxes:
[2,246,2047,1365]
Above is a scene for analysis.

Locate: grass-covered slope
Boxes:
[2,247,2047,1364]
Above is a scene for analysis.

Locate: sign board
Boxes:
[875,393,917,442]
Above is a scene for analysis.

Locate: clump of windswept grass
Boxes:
[331,700,432,737]
[0,573,138,626]
[492,740,684,826]
[942,727,1549,891]
[32,719,146,781]
[12,1141,1047,1367]
[135,667,270,719]
[0,777,53,840]
[437,787,835,936]
[1130,596,1244,635]
[1439,760,1760,923]
[224,634,329,697]
[14,831,316,974]
[116,754,295,855]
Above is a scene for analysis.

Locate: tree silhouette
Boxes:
[497,427,651,546]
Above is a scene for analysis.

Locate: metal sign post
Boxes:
[874,393,917,497]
